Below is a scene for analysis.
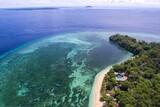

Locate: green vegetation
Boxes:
[101,34,160,107]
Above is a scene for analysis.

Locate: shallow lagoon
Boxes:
[0,32,132,107]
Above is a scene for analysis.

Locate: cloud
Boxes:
[0,0,160,8]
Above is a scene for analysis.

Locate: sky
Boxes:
[0,0,160,8]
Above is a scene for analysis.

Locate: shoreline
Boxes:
[89,54,132,107]
[89,65,112,107]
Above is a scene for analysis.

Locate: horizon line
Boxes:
[1,5,160,10]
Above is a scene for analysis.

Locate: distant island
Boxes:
[85,6,92,8]
[100,34,160,107]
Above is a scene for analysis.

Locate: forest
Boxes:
[101,34,160,107]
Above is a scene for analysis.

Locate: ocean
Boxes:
[0,8,160,55]
[0,8,160,107]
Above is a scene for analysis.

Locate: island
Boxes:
[100,34,160,107]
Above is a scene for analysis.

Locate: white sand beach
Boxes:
[89,66,112,107]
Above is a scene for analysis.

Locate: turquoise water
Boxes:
[0,32,131,107]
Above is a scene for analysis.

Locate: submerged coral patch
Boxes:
[0,32,130,107]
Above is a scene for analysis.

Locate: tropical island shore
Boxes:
[89,57,132,107]
[100,34,160,107]
[90,33,160,107]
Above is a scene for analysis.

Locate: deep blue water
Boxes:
[0,8,160,55]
